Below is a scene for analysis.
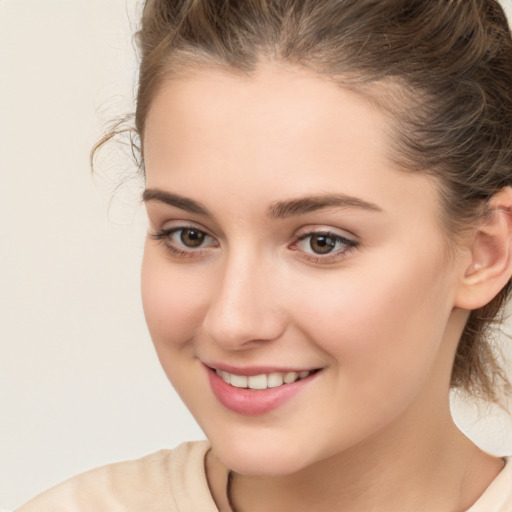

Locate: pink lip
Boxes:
[205,365,320,416]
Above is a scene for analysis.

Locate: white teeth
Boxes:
[216,369,313,389]
[216,369,232,384]
[248,374,268,390]
[284,371,298,384]
[267,372,284,388]
[230,374,248,388]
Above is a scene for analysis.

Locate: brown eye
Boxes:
[309,233,337,254]
[180,228,206,247]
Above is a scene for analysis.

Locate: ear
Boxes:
[455,187,512,310]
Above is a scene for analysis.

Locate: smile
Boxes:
[206,364,322,415]
[215,369,313,389]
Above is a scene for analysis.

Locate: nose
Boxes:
[202,250,287,350]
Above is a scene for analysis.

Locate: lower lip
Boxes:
[206,367,319,416]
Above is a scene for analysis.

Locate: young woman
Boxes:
[18,0,512,510]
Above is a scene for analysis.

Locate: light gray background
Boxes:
[1,0,512,509]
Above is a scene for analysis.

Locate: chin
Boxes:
[210,433,318,477]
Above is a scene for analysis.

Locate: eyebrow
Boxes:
[142,189,210,215]
[142,188,382,219]
[268,194,382,219]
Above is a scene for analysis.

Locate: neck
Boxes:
[210,400,502,512]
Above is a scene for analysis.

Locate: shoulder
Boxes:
[15,441,212,512]
[468,456,512,512]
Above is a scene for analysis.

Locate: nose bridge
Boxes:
[203,245,285,348]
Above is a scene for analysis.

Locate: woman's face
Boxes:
[141,64,469,476]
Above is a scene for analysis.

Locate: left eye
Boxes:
[295,231,356,256]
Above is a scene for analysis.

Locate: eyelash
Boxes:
[151,226,358,263]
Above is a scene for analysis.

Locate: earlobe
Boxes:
[455,187,512,310]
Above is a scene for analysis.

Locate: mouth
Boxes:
[204,364,322,415]
[213,368,318,390]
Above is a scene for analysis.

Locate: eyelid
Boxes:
[159,218,212,232]
[294,224,358,240]
[156,219,218,242]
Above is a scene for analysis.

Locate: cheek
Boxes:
[140,245,223,422]
[291,250,454,393]
[141,243,209,349]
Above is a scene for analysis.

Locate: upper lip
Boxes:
[204,362,321,376]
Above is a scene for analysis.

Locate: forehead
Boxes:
[145,64,387,174]
[143,63,439,225]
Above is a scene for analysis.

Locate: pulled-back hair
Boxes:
[115,0,512,402]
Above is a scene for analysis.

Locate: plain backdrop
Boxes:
[1,0,512,509]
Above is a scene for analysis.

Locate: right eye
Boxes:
[151,226,218,257]
[176,228,208,247]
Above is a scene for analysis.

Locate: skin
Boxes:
[141,63,507,511]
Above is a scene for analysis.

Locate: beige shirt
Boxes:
[15,441,512,511]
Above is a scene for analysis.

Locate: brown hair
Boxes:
[100,0,512,403]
